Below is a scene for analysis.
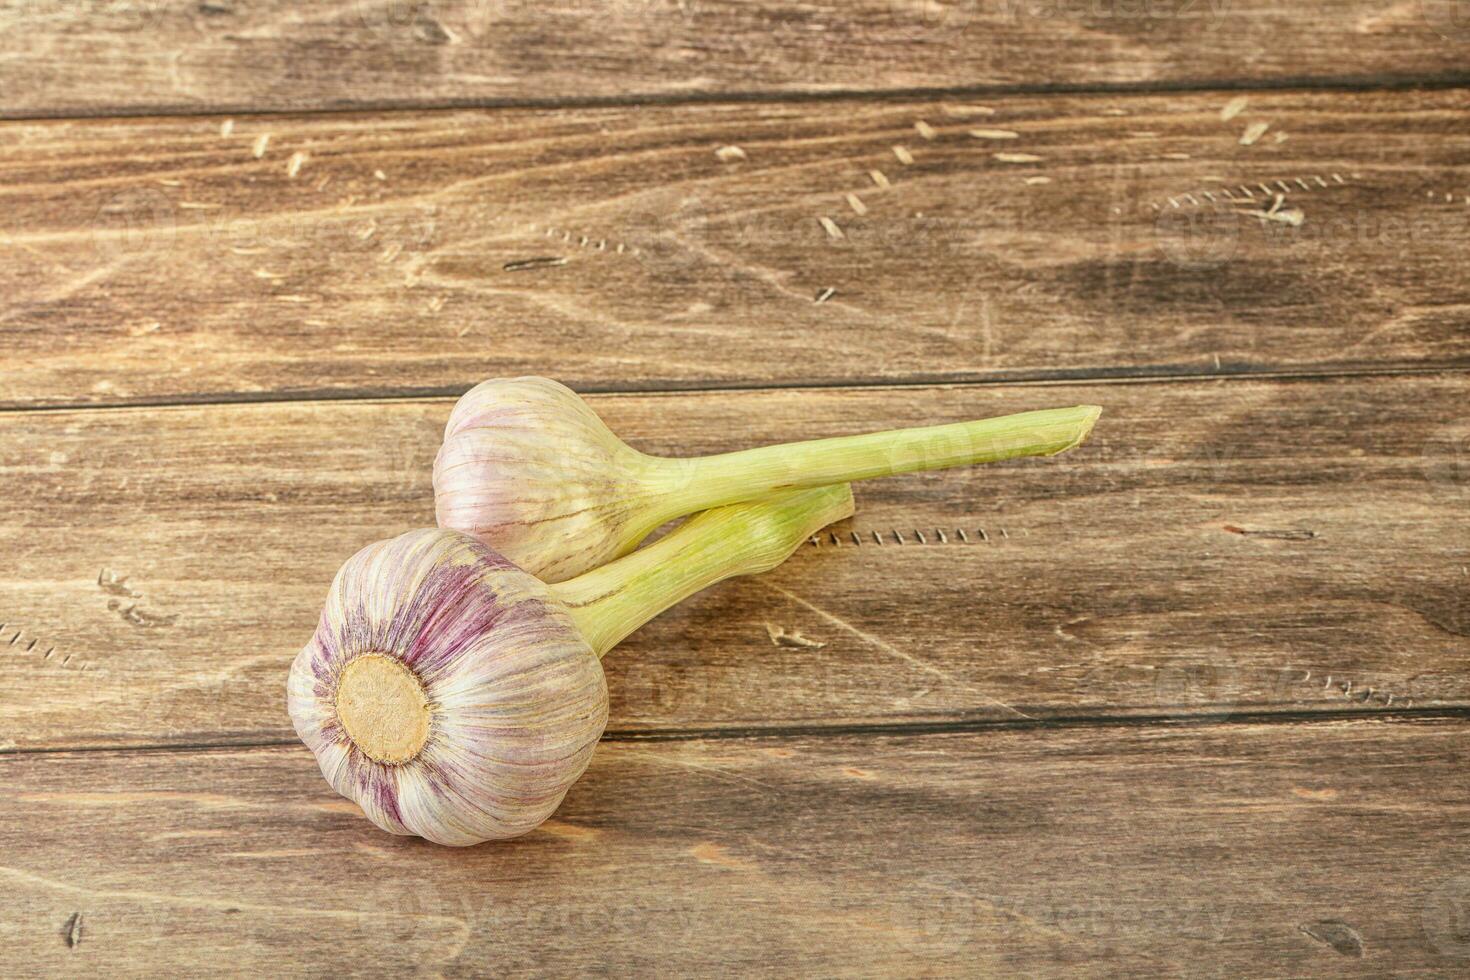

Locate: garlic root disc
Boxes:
[288,484,853,845]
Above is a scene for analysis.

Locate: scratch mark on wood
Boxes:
[994,152,1043,163]
[689,842,753,870]
[714,145,746,162]
[765,624,826,649]
[537,819,601,842]
[1223,525,1317,541]
[1240,121,1270,146]
[942,104,995,117]
[107,600,178,628]
[97,569,141,598]
[759,581,1033,720]
[1299,920,1364,958]
[503,256,568,272]
[62,912,82,949]
[892,145,914,165]
[970,129,1020,140]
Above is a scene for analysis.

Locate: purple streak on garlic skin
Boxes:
[434,376,662,584]
[287,528,607,847]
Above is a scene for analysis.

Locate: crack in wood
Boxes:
[1299,919,1364,958]
[1223,524,1317,541]
[502,256,569,272]
[62,912,82,949]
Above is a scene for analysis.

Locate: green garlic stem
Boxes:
[650,404,1101,523]
[554,484,854,658]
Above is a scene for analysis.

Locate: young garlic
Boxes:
[287,483,853,846]
[435,376,1102,582]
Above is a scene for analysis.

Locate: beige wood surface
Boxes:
[4,10,1470,974]
[2,1,1468,118]
[2,377,1465,750]
[3,88,1469,408]
[5,719,1469,975]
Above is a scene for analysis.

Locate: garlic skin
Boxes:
[435,376,1102,584]
[287,528,607,847]
[289,485,855,846]
[434,376,663,585]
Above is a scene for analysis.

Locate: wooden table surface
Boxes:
[3,3,1469,976]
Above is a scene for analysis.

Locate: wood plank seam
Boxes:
[8,75,1470,124]
[4,364,1469,416]
[10,706,1470,761]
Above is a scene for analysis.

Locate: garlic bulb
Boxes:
[435,376,1101,582]
[288,484,854,846]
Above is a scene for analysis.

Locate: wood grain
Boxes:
[3,88,1469,408]
[2,377,1466,750]
[2,1,1469,118]
[4,719,1469,975]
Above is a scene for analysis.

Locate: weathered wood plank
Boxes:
[1,377,1466,750]
[4,719,1469,974]
[2,1,1468,118]
[3,88,1469,408]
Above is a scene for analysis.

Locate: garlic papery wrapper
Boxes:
[288,483,854,846]
[435,377,1102,582]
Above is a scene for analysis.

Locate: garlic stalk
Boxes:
[435,376,1102,582]
[287,483,853,846]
